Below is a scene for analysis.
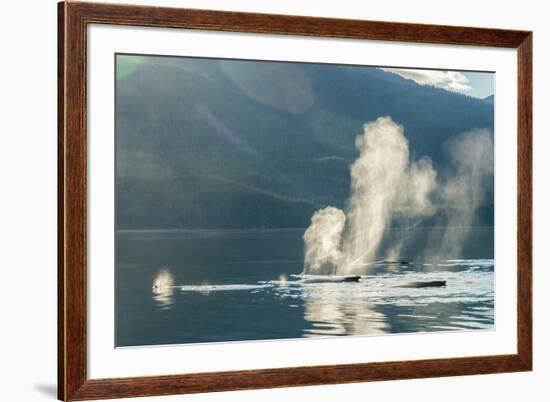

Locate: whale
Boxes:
[299,275,361,284]
[396,280,447,288]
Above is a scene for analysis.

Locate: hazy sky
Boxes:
[463,71,495,99]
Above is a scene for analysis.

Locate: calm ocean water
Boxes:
[115,228,494,347]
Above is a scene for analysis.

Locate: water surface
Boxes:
[116,228,494,347]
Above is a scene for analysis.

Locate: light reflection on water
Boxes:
[152,260,494,339]
[117,228,494,346]
[300,284,388,337]
[271,261,494,337]
[152,269,175,310]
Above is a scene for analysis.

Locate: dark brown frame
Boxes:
[58,1,532,400]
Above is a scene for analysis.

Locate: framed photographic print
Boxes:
[58,1,532,400]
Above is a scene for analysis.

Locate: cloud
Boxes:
[380,68,473,93]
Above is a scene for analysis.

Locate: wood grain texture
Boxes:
[57,3,65,400]
[70,355,529,401]
[59,1,88,400]
[58,1,533,400]
[57,5,65,399]
[516,33,533,370]
[66,1,529,47]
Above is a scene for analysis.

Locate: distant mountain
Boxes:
[116,57,494,229]
[483,94,494,104]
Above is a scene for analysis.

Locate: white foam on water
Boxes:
[179,284,272,292]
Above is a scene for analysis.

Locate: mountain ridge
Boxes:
[115,56,494,229]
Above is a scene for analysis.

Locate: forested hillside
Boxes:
[115,56,494,229]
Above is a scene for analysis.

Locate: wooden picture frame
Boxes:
[58,1,532,400]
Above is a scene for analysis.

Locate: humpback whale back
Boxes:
[397,280,447,288]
